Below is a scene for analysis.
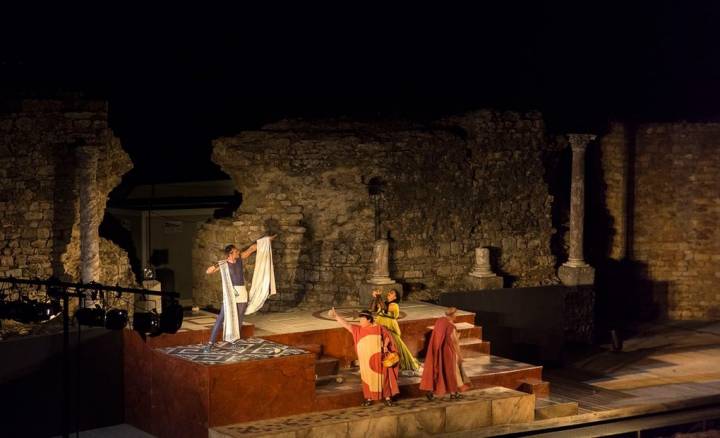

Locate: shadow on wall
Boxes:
[585,127,668,341]
[296,219,315,306]
[264,217,281,237]
[486,246,518,287]
[541,138,571,269]
[51,142,79,280]
[594,259,668,341]
[99,212,142,283]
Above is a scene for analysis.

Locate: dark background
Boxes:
[2,2,719,184]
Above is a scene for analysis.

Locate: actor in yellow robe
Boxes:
[371,289,420,373]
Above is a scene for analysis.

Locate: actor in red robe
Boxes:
[420,307,471,400]
[331,307,400,406]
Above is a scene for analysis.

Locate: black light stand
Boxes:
[0,276,180,438]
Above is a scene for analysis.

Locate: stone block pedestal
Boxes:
[466,275,504,290]
[558,264,595,286]
[466,247,503,290]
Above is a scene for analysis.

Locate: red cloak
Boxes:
[419,316,468,396]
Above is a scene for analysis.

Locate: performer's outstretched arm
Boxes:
[241,234,277,260]
[330,307,353,334]
[206,262,220,274]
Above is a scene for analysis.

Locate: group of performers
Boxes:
[207,236,470,407]
[330,289,471,407]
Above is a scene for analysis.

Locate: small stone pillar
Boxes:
[359,239,403,308]
[467,247,503,289]
[558,134,596,286]
[368,239,394,285]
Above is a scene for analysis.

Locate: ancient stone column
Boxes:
[76,145,101,287]
[559,134,596,286]
[467,247,503,289]
[367,239,394,285]
[358,238,403,308]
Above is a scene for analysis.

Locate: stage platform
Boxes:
[123,301,544,437]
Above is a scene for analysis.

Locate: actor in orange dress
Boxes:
[331,307,400,406]
[420,307,471,400]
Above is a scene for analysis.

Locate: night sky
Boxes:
[2,3,719,186]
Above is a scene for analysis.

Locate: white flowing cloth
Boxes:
[245,237,277,314]
[218,236,277,342]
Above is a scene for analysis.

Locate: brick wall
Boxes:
[598,122,720,320]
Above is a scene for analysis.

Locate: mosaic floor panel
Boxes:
[158,337,309,365]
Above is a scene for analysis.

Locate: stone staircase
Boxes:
[310,321,492,383]
[308,318,578,423]
[426,321,491,356]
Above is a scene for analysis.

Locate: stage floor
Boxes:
[178,301,474,337]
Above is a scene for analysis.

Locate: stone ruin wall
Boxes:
[0,100,135,313]
[193,111,560,309]
[600,122,720,320]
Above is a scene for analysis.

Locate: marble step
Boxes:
[460,338,491,356]
[314,354,543,411]
[534,398,579,420]
[210,386,535,438]
[315,355,340,377]
[426,321,483,339]
[518,377,550,398]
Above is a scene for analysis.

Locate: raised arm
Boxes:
[329,307,353,334]
[205,262,220,274]
[370,294,386,314]
[240,234,278,259]
[240,244,257,260]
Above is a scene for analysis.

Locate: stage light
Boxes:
[46,277,65,301]
[105,308,129,330]
[159,302,183,335]
[133,310,161,336]
[12,297,61,324]
[0,299,19,320]
[75,305,106,327]
[34,299,62,322]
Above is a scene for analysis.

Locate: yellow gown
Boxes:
[374,300,420,372]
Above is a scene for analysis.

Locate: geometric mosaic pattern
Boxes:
[157,337,309,365]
